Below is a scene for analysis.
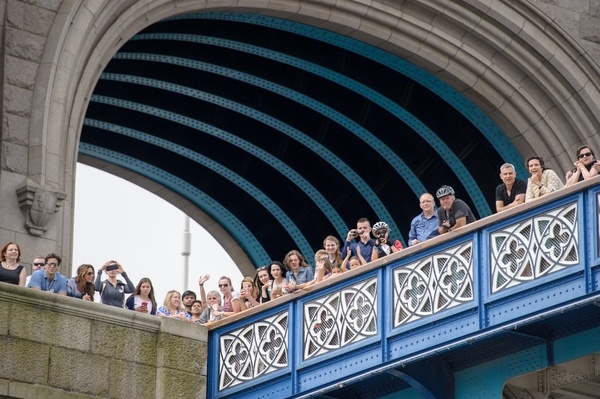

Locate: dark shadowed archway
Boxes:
[79,12,521,267]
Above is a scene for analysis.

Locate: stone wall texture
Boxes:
[0,283,207,399]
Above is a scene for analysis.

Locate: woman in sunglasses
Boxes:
[218,276,241,317]
[66,264,96,301]
[566,145,598,186]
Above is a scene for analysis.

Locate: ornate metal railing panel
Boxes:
[303,276,378,360]
[218,310,289,391]
[393,241,474,328]
[489,202,579,294]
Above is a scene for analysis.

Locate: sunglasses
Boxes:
[257,266,268,271]
[33,262,45,266]
[86,272,94,276]
[578,152,592,159]
[218,284,229,288]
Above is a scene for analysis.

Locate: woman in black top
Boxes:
[0,242,26,286]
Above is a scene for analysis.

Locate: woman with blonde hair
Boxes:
[199,290,223,324]
[157,290,190,321]
[239,276,260,310]
[218,276,241,317]
[66,264,95,301]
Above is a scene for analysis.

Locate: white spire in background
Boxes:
[182,215,191,290]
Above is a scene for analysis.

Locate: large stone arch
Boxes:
[1,0,598,273]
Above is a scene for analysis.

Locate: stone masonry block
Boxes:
[1,142,28,174]
[5,55,38,90]
[156,368,206,399]
[8,301,92,352]
[90,321,157,365]
[5,27,45,62]
[27,0,62,12]
[0,302,9,335]
[0,336,50,385]
[4,84,32,117]
[107,358,156,399]
[47,347,109,397]
[156,332,208,375]
[2,112,30,145]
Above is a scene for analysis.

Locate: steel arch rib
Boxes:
[78,143,271,265]
[184,12,523,170]
[128,33,490,216]
[89,93,397,240]
[83,118,315,260]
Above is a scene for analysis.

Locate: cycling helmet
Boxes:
[372,221,390,232]
[436,185,455,198]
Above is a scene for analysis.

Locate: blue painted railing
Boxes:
[208,179,600,398]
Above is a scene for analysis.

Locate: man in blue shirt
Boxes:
[28,253,67,295]
[342,217,376,264]
[408,193,439,246]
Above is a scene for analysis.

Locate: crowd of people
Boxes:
[1,147,598,325]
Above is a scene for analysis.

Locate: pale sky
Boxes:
[72,163,244,305]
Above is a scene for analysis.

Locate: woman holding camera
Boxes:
[94,260,135,308]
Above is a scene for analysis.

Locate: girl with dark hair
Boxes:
[66,264,95,301]
[254,265,272,304]
[126,277,157,315]
[525,156,564,201]
[566,145,598,186]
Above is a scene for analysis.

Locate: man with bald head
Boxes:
[408,193,439,246]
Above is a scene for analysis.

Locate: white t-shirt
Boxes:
[133,295,153,315]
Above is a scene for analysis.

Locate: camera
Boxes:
[106,264,119,271]
[350,230,358,237]
[375,230,387,240]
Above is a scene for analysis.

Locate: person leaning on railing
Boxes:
[565,145,598,186]
[525,155,564,201]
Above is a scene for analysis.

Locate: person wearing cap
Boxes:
[436,185,476,235]
[408,193,439,246]
[495,163,526,213]
[181,289,197,318]
[371,221,401,261]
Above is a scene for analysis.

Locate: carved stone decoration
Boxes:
[218,311,288,391]
[16,180,67,236]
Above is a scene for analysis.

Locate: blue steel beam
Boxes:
[128,33,490,217]
[78,143,272,265]
[180,12,525,178]
[83,118,315,260]
[89,94,397,243]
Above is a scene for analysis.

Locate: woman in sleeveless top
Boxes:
[0,242,26,286]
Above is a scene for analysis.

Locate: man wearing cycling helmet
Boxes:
[436,185,476,235]
[371,221,401,261]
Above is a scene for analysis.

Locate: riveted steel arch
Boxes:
[81,9,525,268]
